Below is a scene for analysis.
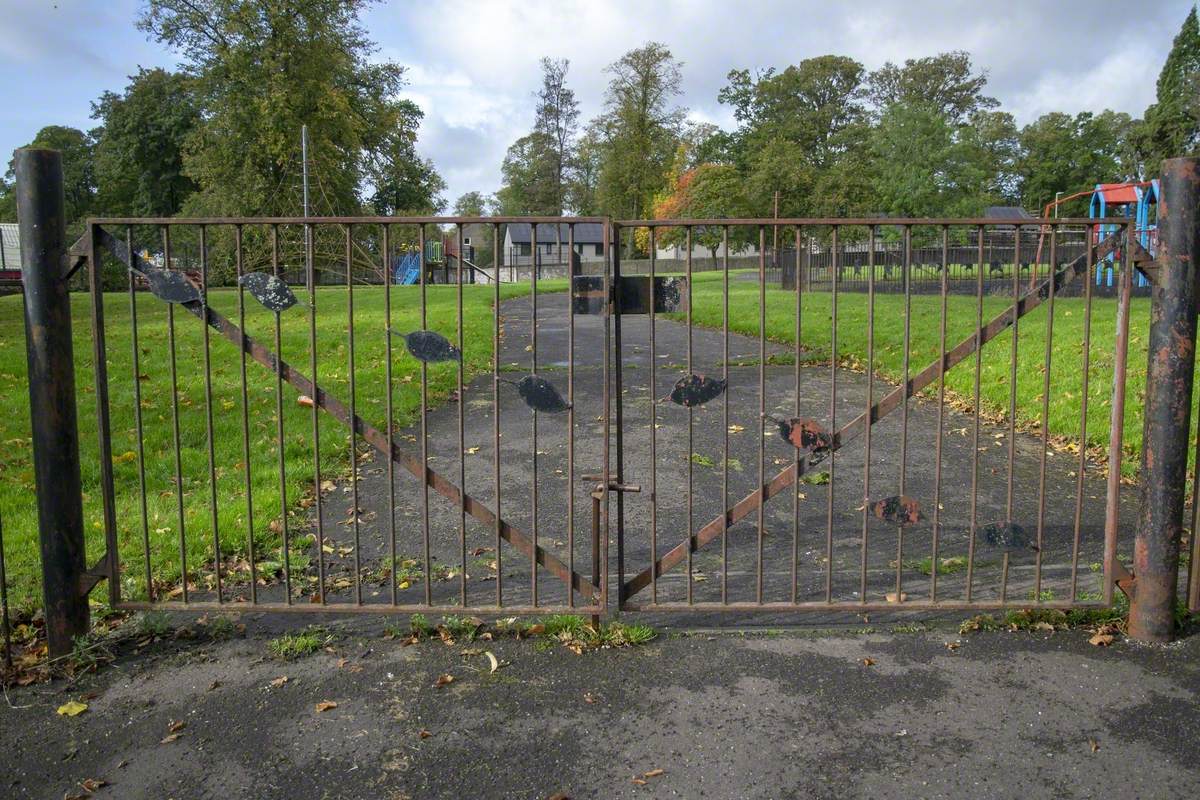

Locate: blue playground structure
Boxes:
[1089,180,1158,288]
[392,251,421,285]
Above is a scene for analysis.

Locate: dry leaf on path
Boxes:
[860,657,876,666]
[56,701,88,717]
[315,701,338,712]
[160,733,182,744]
[269,676,288,688]
[643,769,665,778]
[1089,633,1115,647]
[435,673,455,688]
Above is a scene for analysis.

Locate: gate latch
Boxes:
[571,275,688,315]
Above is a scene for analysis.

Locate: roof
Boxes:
[984,206,1035,220]
[507,222,605,244]
[1094,183,1140,205]
[0,223,18,271]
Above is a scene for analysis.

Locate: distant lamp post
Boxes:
[1054,191,1064,218]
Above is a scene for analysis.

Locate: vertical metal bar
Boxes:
[382,225,396,606]
[165,226,188,604]
[966,226,984,602]
[686,226,694,606]
[614,224,625,605]
[567,223,576,608]
[826,225,838,602]
[931,225,948,601]
[126,226,152,601]
[492,223,503,607]
[1034,226,1057,600]
[649,227,658,604]
[1129,159,1200,642]
[199,225,222,602]
[271,225,291,604]
[1103,223,1133,607]
[419,225,432,605]
[306,221,325,605]
[601,218,612,613]
[1000,226,1022,603]
[456,223,467,608]
[16,150,88,654]
[861,226,875,604]
[530,224,539,607]
[1071,230,1095,602]
[344,225,361,605]
[82,224,121,608]
[235,226,257,603]
[0,509,10,668]
[1191,407,1200,611]
[896,226,911,602]
[757,225,767,604]
[722,226,730,604]
[792,226,802,605]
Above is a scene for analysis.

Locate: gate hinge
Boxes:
[78,552,111,597]
[60,231,90,282]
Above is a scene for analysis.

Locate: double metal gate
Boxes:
[17,169,1187,659]
[58,211,1150,623]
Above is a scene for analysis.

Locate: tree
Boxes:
[647,158,747,265]
[594,42,686,229]
[566,122,604,215]
[3,126,96,231]
[533,58,580,214]
[138,0,429,218]
[494,131,559,215]
[365,100,446,215]
[867,51,997,124]
[91,67,200,217]
[453,191,493,217]
[1142,6,1200,165]
[1015,111,1137,212]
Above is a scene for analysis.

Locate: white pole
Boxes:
[301,124,310,219]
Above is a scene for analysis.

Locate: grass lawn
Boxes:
[673,271,1166,476]
[0,281,565,610]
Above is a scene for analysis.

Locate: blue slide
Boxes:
[392,252,421,285]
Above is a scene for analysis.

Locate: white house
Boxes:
[503,222,607,267]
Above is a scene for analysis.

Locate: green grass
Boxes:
[267,626,331,659]
[0,282,565,610]
[674,270,1164,475]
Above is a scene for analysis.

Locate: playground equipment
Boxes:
[1036,180,1158,289]
[391,240,446,285]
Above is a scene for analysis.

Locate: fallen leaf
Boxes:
[644,769,665,778]
[885,592,907,603]
[167,719,186,733]
[631,778,647,786]
[547,794,571,800]
[945,641,961,651]
[485,651,500,673]
[465,446,481,454]
[315,701,338,712]
[728,424,745,433]
[860,657,876,666]
[419,729,432,739]
[583,692,597,704]
[160,733,182,744]
[56,701,88,717]
[1089,738,1100,752]
[1089,633,1115,647]
[435,673,454,688]
[297,394,315,408]
[269,676,288,688]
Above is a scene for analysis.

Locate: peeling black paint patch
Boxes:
[394,329,462,363]
[873,495,921,526]
[240,271,299,312]
[666,374,727,407]
[980,521,1039,552]
[502,375,571,413]
[145,269,201,304]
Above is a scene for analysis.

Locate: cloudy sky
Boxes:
[0,0,1194,207]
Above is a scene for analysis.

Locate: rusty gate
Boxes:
[9,150,1200,659]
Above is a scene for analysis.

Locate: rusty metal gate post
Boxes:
[16,149,90,656]
[1129,156,1200,643]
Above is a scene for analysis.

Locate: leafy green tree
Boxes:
[566,122,604,215]
[866,51,997,124]
[1142,6,1200,165]
[648,159,747,265]
[91,67,200,216]
[494,131,559,215]
[365,100,445,215]
[1015,111,1138,213]
[3,126,96,231]
[594,42,686,228]
[533,58,580,214]
[453,191,493,217]
[138,0,429,217]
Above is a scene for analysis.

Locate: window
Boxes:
[594,244,603,256]
[463,237,471,246]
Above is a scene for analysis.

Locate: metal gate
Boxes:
[607,217,1146,614]
[18,145,1197,662]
